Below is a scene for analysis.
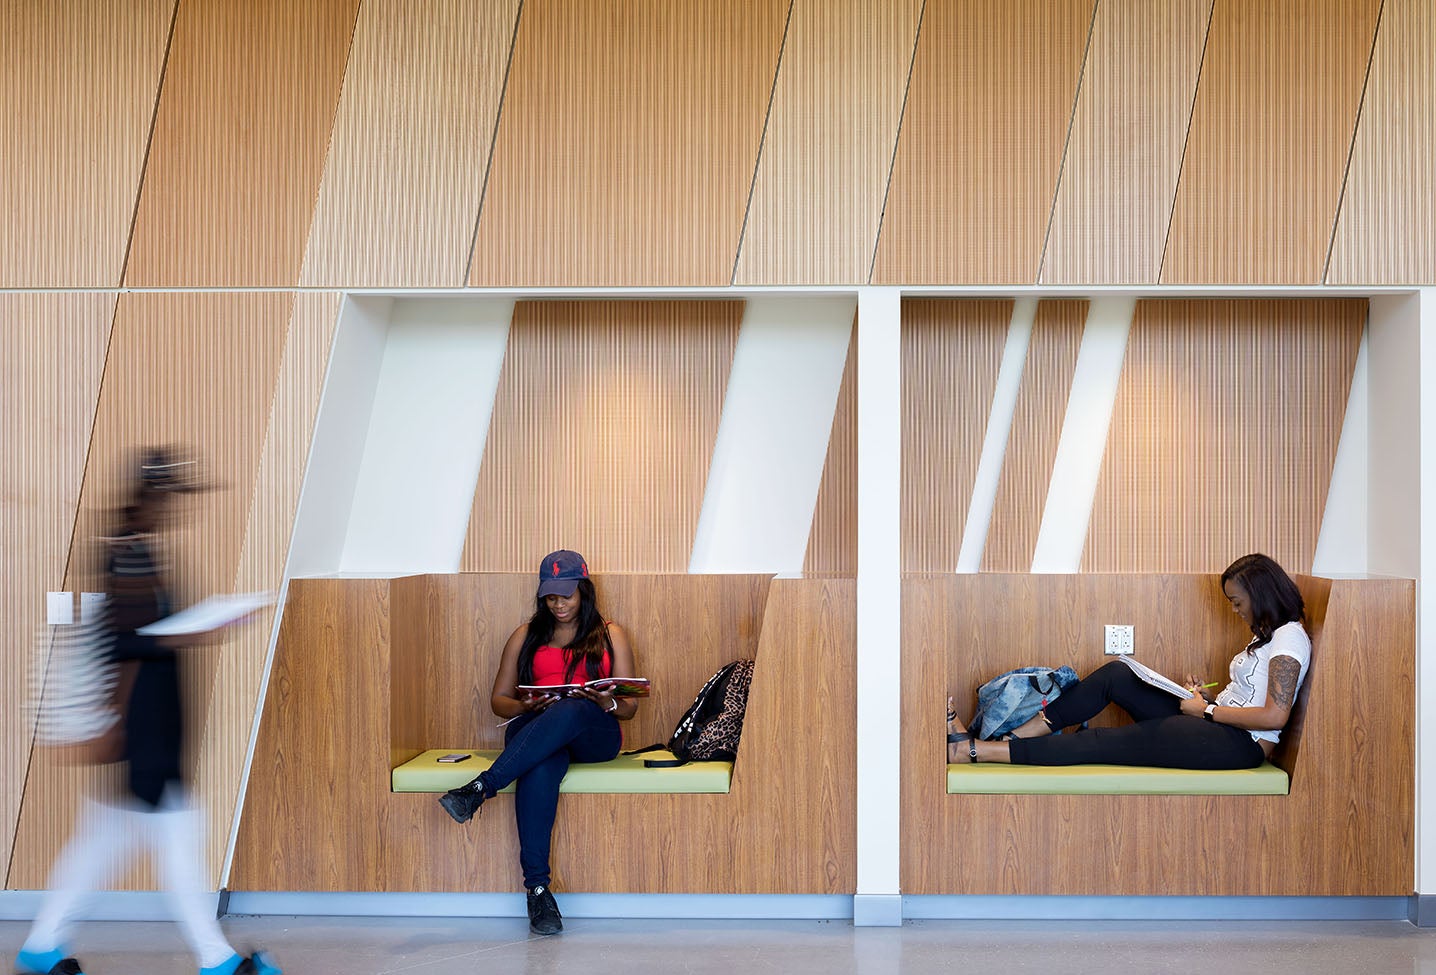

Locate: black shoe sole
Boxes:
[438,791,476,824]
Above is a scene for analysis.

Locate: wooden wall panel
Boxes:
[9,293,292,888]
[0,295,114,885]
[1160,0,1381,284]
[901,299,1011,572]
[981,300,1086,572]
[466,0,787,287]
[1083,299,1364,574]
[123,0,359,287]
[871,0,1095,285]
[0,1,172,287]
[298,0,520,287]
[1039,0,1211,284]
[732,0,922,285]
[902,573,1413,896]
[804,317,857,575]
[462,300,741,574]
[1327,0,1436,284]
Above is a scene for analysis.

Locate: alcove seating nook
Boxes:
[232,573,856,896]
[902,573,1414,897]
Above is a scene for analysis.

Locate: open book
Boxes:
[1116,655,1194,699]
[136,591,275,637]
[517,676,651,699]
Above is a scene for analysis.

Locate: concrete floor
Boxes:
[4,916,1436,975]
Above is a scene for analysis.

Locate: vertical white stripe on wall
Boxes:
[689,296,856,574]
[1311,326,1369,576]
[340,298,513,574]
[1030,296,1136,573]
[956,298,1036,572]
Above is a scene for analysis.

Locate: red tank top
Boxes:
[530,643,612,686]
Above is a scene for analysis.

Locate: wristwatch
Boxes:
[606,698,619,714]
[1203,703,1217,722]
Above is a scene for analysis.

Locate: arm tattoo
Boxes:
[1268,656,1301,711]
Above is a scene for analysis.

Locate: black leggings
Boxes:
[1006,661,1266,769]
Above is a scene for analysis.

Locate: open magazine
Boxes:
[1116,655,1195,699]
[135,591,275,637]
[517,676,651,699]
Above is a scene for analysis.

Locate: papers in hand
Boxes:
[136,591,275,636]
[516,677,651,699]
[1116,655,1194,699]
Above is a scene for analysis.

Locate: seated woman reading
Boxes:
[438,549,637,935]
[947,553,1310,769]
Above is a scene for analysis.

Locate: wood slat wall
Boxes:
[1083,299,1365,573]
[872,0,1095,284]
[901,299,1011,572]
[1039,0,1211,284]
[467,0,788,287]
[123,0,359,287]
[981,300,1086,571]
[0,0,172,287]
[298,0,521,287]
[1160,0,1382,284]
[461,300,741,573]
[901,573,1413,895]
[1327,0,1436,284]
[803,317,857,576]
[732,0,922,285]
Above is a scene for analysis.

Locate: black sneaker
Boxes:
[438,778,486,824]
[526,884,563,935]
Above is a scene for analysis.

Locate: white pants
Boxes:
[23,789,234,968]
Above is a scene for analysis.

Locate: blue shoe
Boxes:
[15,950,83,975]
[201,951,281,975]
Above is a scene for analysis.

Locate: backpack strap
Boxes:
[642,756,691,768]
[622,743,667,756]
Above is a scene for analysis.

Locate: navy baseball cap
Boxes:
[537,550,589,597]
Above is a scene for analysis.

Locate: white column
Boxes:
[853,287,902,926]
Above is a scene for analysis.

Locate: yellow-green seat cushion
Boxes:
[946,761,1289,795]
[393,749,732,794]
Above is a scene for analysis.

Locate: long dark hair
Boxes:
[515,578,612,684]
[1220,553,1305,649]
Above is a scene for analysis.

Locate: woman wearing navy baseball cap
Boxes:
[438,549,637,935]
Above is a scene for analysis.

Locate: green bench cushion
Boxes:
[393,749,733,794]
[946,761,1290,795]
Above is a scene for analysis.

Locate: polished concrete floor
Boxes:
[5,916,1436,975]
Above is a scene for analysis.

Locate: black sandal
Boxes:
[946,699,979,763]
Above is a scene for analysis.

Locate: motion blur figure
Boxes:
[16,448,281,975]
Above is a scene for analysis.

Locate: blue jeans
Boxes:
[476,697,621,888]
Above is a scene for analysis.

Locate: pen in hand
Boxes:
[1195,681,1219,689]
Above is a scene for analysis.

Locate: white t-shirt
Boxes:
[1214,620,1311,745]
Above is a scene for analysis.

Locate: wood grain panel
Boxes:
[804,316,857,575]
[871,0,1095,284]
[901,299,1011,572]
[1039,0,1211,284]
[732,0,922,285]
[1327,0,1436,284]
[0,1,172,287]
[466,0,787,287]
[1161,0,1381,284]
[123,0,359,287]
[981,300,1086,571]
[902,573,1413,895]
[462,300,741,573]
[0,294,114,885]
[1083,299,1365,573]
[10,293,292,889]
[298,0,520,287]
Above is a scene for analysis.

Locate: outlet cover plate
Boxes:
[1104,624,1134,655]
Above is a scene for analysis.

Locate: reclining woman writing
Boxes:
[438,549,637,935]
[947,554,1310,769]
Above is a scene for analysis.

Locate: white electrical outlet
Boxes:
[1104,624,1134,655]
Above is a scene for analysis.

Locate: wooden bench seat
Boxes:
[945,761,1289,795]
[392,748,733,794]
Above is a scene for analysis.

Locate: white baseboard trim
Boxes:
[903,895,1411,921]
[225,892,853,920]
[852,894,902,926]
[0,891,222,922]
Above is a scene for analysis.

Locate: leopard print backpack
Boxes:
[638,659,755,767]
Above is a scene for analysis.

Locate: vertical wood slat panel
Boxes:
[901,299,1011,572]
[0,295,114,885]
[1083,299,1365,574]
[462,300,741,574]
[732,0,922,285]
[123,0,359,287]
[1040,0,1211,284]
[0,1,173,287]
[9,294,293,889]
[467,0,788,287]
[298,0,520,287]
[872,0,1095,285]
[1327,0,1436,284]
[981,300,1086,572]
[803,316,857,575]
[1161,0,1382,284]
